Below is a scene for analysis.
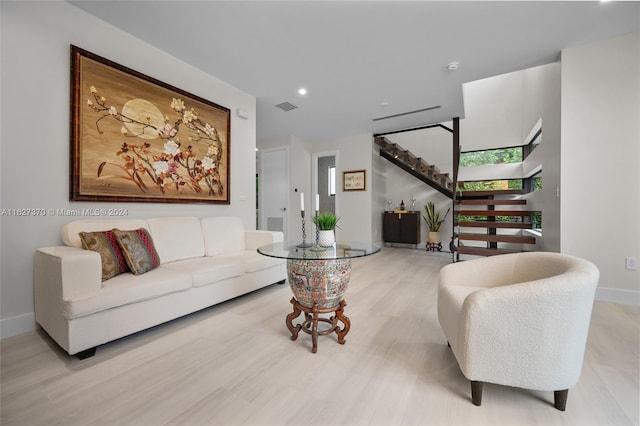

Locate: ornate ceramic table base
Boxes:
[285,258,351,353]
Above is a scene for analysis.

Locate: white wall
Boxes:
[521,63,562,253]
[461,71,524,151]
[1,2,257,337]
[561,32,640,302]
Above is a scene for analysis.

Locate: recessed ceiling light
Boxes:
[298,88,307,95]
[380,102,389,107]
[447,61,460,71]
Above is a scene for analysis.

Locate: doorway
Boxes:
[259,146,289,241]
[312,150,339,236]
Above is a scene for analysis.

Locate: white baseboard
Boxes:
[1,312,36,339]
[596,287,640,306]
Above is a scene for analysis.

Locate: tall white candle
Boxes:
[315,194,320,212]
[300,192,304,211]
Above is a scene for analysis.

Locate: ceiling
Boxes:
[69,1,640,144]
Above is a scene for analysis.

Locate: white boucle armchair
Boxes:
[437,252,599,411]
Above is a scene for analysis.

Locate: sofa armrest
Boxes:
[35,246,102,302]
[245,230,284,251]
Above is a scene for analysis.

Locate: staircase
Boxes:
[374,136,453,198]
[455,188,536,258]
[375,120,537,259]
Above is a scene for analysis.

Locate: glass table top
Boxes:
[257,242,381,261]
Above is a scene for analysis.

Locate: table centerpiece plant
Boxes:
[313,212,340,247]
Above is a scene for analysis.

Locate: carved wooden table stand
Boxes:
[285,297,350,353]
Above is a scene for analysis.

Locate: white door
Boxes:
[259,146,289,241]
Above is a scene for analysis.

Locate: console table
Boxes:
[383,211,420,247]
[257,242,380,353]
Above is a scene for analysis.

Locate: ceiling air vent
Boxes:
[275,101,298,112]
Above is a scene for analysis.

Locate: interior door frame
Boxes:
[311,150,340,238]
[259,145,290,240]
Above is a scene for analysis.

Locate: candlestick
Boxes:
[310,210,326,252]
[296,210,312,248]
[315,194,320,212]
[300,192,304,211]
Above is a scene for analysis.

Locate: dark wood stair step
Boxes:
[457,246,524,257]
[456,221,533,229]
[459,189,526,198]
[457,210,531,217]
[458,233,536,244]
[457,199,526,206]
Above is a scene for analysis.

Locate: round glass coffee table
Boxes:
[258,242,380,353]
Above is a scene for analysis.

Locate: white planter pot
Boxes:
[318,230,335,247]
[428,231,440,243]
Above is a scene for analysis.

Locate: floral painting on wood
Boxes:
[70,45,230,204]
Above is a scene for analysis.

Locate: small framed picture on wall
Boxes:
[343,169,366,191]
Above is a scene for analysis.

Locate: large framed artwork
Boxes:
[70,45,231,204]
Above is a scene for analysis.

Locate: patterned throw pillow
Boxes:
[112,228,161,275]
[79,230,129,281]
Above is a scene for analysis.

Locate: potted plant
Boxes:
[423,202,450,243]
[313,212,340,247]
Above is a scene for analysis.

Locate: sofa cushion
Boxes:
[201,217,246,256]
[62,268,192,320]
[79,230,129,281]
[147,217,205,263]
[62,219,149,248]
[160,258,245,288]
[218,251,285,273]
[113,228,161,275]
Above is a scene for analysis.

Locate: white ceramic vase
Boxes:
[318,230,335,247]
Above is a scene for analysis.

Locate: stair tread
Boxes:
[456,221,533,229]
[458,199,526,205]
[459,189,526,197]
[457,209,531,216]
[457,246,525,256]
[458,233,536,244]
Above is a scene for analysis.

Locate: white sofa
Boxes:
[34,216,286,358]
[438,252,599,410]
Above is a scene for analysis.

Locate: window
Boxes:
[530,130,541,152]
[531,211,542,231]
[459,179,523,192]
[532,172,542,191]
[328,166,336,196]
[460,146,522,167]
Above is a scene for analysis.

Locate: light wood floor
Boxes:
[1,248,638,426]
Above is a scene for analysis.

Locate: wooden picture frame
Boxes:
[70,45,231,204]
[343,169,366,191]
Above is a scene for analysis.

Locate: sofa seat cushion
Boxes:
[160,257,245,287]
[62,268,192,320]
[217,251,285,273]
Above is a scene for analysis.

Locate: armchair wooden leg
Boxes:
[554,389,568,411]
[471,381,483,406]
